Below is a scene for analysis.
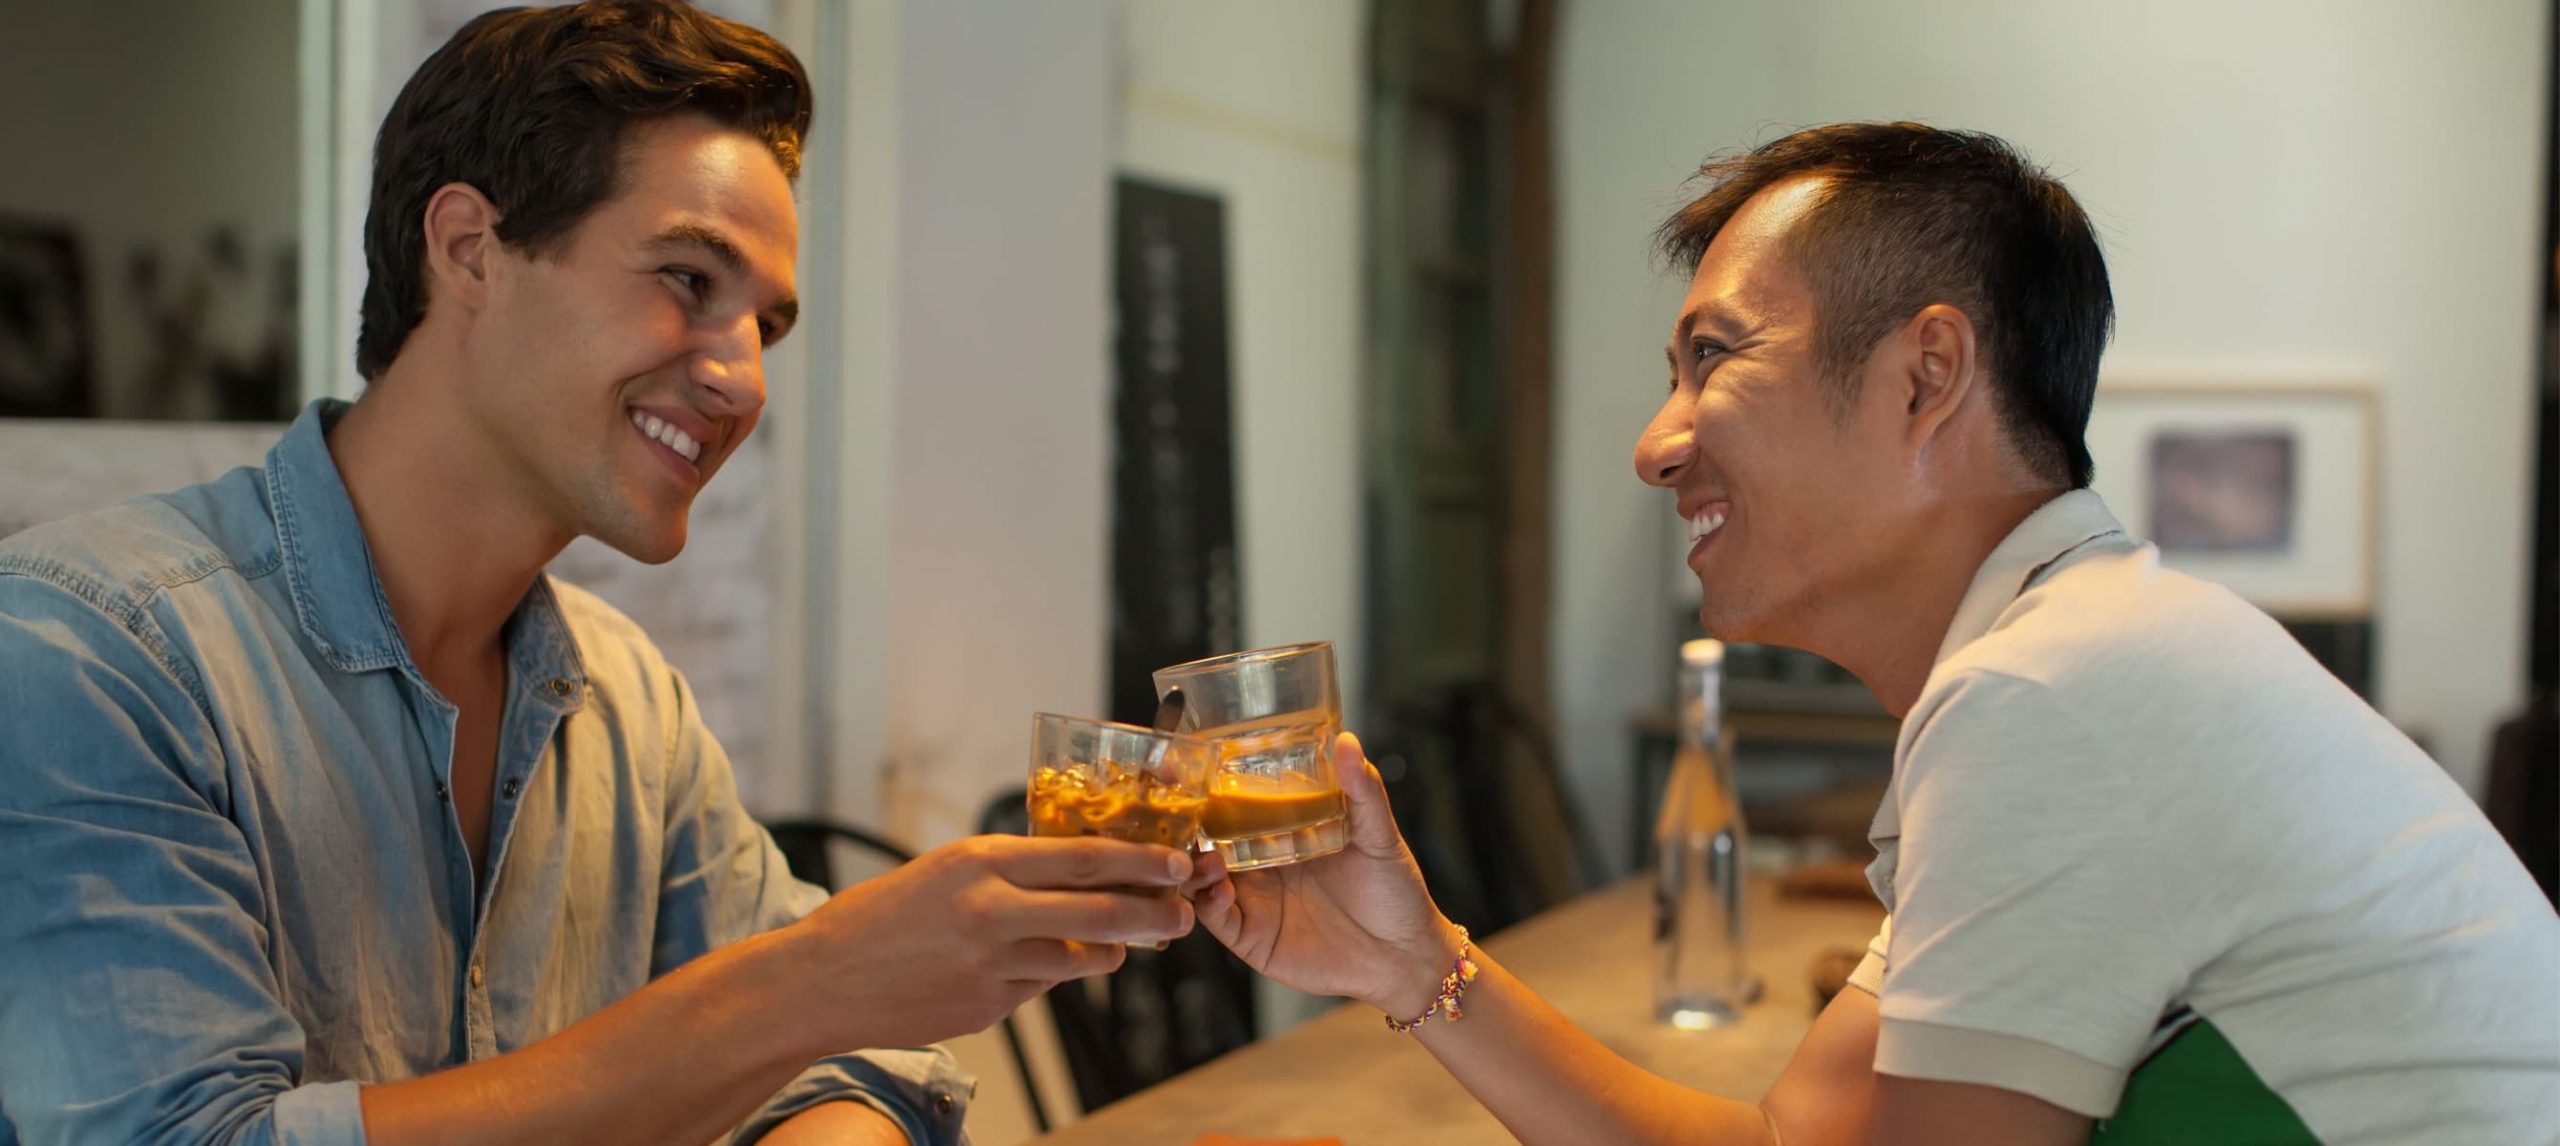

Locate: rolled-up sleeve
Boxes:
[649,664,973,1146]
[731,1050,976,1146]
[0,576,365,1145]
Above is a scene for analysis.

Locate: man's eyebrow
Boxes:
[645,223,800,335]
[1680,301,1751,344]
[642,223,746,273]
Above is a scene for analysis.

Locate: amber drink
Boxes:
[1026,713,1212,847]
[1027,714,1213,947]
[1154,643,1350,871]
[1027,761,1208,847]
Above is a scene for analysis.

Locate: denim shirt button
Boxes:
[934,1092,956,1117]
[501,778,521,799]
[547,678,572,699]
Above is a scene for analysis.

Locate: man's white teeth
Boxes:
[630,411,703,463]
[1686,508,1728,543]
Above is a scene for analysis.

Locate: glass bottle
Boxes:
[1653,638,1756,1029]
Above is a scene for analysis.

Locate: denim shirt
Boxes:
[0,401,971,1145]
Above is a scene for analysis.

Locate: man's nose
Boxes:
[1634,398,1696,489]
[691,315,768,418]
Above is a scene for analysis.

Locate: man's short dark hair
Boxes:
[1656,122,2113,488]
[354,0,812,381]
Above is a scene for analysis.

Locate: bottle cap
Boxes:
[1680,638,1724,668]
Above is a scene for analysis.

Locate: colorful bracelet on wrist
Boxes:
[1384,925,1478,1033]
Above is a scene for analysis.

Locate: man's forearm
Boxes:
[358,927,835,1145]
[757,1100,910,1145]
[1407,951,1777,1146]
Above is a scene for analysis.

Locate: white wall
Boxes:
[813,0,1367,849]
[1555,0,2547,864]
[1115,0,1371,728]
[1554,0,1788,871]
[804,0,1365,1124]
[808,0,1118,848]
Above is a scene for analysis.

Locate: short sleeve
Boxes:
[1870,669,2192,1118]
[1845,918,1890,998]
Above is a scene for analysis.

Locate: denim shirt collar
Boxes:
[263,399,588,705]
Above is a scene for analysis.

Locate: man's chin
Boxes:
[588,517,688,565]
[1694,596,1765,646]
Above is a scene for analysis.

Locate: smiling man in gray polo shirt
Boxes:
[1177,122,2559,1144]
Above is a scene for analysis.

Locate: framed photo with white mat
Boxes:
[2085,378,2379,618]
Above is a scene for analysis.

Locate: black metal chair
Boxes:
[975,791,1257,1116]
[1367,680,1600,936]
[764,819,917,884]
[762,818,1055,1134]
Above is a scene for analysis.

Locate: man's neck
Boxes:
[327,354,573,671]
[1802,486,2059,718]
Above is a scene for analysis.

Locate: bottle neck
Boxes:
[1678,663,1723,751]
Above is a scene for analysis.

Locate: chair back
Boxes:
[761,816,1053,1134]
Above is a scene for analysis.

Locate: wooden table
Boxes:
[1032,878,1885,1145]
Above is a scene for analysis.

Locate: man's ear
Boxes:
[419,182,504,313]
[1900,302,1980,452]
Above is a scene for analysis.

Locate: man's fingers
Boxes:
[1001,887,1194,945]
[1191,877,1242,947]
[1333,732,1404,853]
[979,834,1192,890]
[1009,938,1128,982]
[1068,939,1128,979]
[1178,847,1230,898]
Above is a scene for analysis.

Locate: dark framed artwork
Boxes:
[0,217,95,419]
[1107,177,1243,729]
[2149,429,2298,553]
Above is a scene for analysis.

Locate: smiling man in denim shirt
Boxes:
[0,4,1196,1144]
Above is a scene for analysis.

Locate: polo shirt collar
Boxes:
[1932,488,2130,667]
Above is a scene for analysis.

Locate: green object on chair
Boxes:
[2090,1018,2319,1145]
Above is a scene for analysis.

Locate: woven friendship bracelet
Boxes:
[1384,926,1478,1033]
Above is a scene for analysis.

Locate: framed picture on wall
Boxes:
[0,217,95,419]
[2085,379,2378,617]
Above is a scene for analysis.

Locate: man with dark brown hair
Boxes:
[0,4,1192,1143]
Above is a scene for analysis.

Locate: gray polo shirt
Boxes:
[1848,490,2558,1144]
